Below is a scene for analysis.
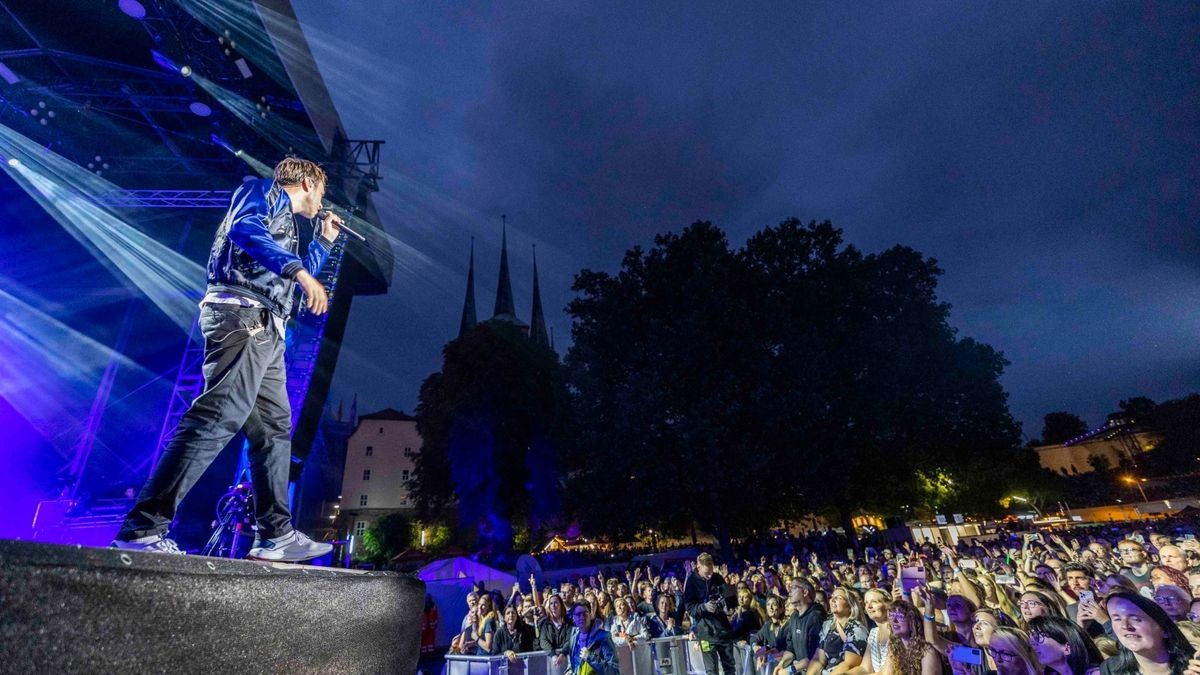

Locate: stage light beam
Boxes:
[0,121,205,332]
[193,73,321,157]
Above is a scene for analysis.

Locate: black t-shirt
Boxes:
[493,622,536,655]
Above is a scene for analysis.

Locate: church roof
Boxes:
[458,237,477,338]
[493,216,517,319]
[359,408,416,422]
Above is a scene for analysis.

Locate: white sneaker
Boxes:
[247,530,332,562]
[110,534,186,555]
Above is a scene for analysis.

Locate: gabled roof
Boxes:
[359,408,415,422]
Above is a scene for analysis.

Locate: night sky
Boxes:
[290,1,1200,439]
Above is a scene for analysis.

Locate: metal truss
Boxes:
[96,189,233,209]
[146,318,207,472]
[328,137,384,192]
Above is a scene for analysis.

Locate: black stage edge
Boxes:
[0,540,423,674]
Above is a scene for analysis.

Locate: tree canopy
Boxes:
[564,219,1031,553]
[412,321,569,551]
[1040,412,1089,445]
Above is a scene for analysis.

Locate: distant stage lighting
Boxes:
[189,101,212,117]
[234,58,252,79]
[118,0,147,19]
[193,74,320,157]
[7,157,19,167]
[209,133,238,155]
[0,61,19,85]
[150,50,191,78]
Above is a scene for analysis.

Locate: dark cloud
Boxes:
[294,1,1200,434]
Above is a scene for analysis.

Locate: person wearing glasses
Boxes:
[984,627,1040,675]
[1027,616,1102,675]
[1017,591,1067,624]
[1115,541,1153,592]
[1151,585,1192,622]
[567,603,617,675]
[883,599,942,675]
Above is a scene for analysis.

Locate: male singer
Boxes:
[112,157,342,562]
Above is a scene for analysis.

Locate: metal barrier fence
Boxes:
[444,637,773,675]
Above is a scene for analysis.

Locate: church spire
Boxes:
[458,237,477,338]
[493,215,517,319]
[530,244,550,348]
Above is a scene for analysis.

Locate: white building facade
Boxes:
[338,408,421,539]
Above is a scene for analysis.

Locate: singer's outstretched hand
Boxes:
[295,270,328,315]
[319,210,344,242]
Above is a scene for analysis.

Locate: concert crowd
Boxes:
[444,519,1200,675]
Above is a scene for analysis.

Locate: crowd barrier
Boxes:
[444,637,774,675]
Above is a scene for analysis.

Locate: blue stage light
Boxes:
[119,0,147,19]
[209,133,238,155]
[150,50,191,78]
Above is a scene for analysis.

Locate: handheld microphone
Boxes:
[317,208,367,242]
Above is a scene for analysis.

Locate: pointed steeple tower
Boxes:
[493,215,516,319]
[530,244,550,348]
[489,215,528,331]
[458,237,478,338]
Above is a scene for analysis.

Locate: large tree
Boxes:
[564,223,784,559]
[412,322,569,552]
[1040,412,1089,445]
[566,219,1029,551]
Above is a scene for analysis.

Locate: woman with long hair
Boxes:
[847,588,892,674]
[646,594,680,638]
[1017,590,1066,624]
[975,575,1020,624]
[986,627,1040,675]
[1027,616,1102,675]
[808,587,869,674]
[731,587,765,644]
[1150,566,1191,592]
[594,590,615,621]
[1100,591,1194,675]
[883,600,942,675]
[474,593,499,655]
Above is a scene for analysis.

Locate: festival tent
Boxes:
[417,557,519,647]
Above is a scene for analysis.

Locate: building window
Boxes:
[379,427,384,434]
[402,469,410,481]
[400,496,408,506]
[355,521,367,536]
[363,469,371,481]
[360,494,368,506]
[366,446,374,457]
[404,447,413,457]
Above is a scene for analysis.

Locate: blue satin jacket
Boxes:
[205,178,334,318]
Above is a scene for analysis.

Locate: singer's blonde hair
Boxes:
[273,157,326,187]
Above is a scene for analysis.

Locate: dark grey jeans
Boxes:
[118,304,294,541]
